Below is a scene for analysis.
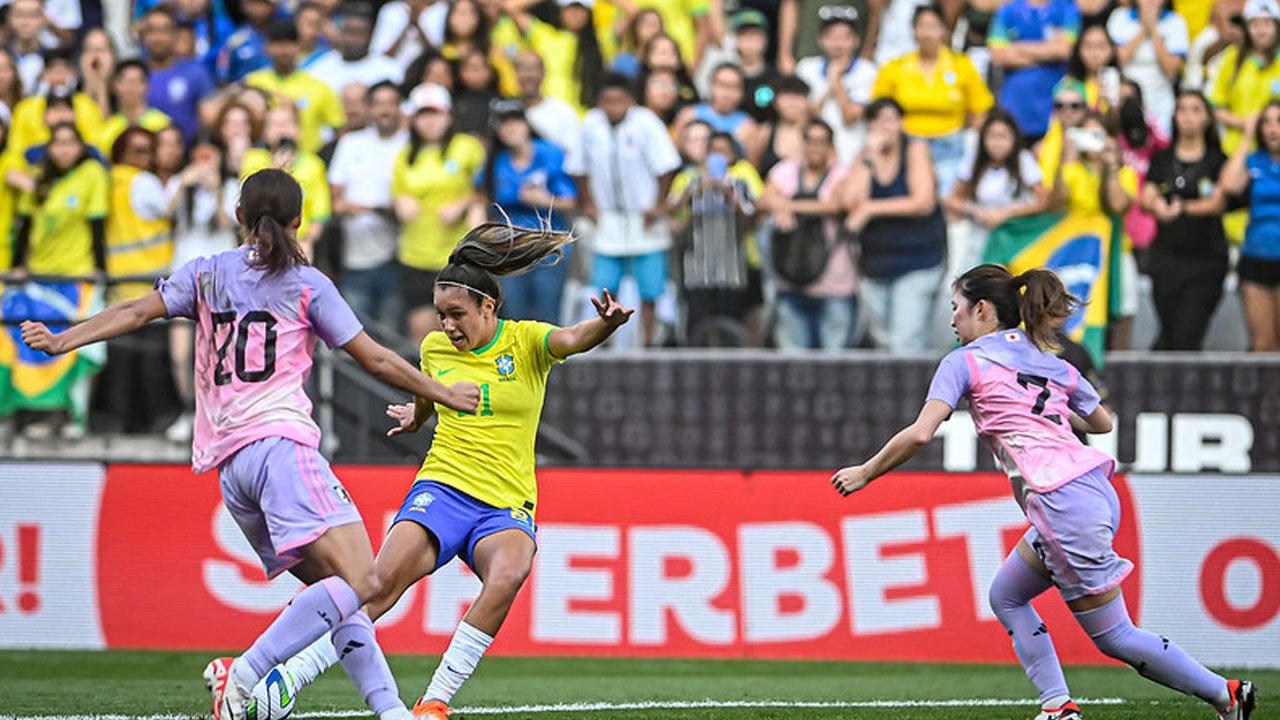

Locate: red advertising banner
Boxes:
[94,465,1142,664]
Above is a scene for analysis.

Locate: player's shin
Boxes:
[989,553,1071,709]
[333,611,412,720]
[1074,594,1231,708]
[235,577,361,692]
[422,620,494,704]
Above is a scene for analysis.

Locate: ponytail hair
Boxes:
[952,264,1080,352]
[435,222,574,310]
[237,168,308,275]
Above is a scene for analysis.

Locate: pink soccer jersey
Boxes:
[158,247,363,473]
[927,329,1115,506]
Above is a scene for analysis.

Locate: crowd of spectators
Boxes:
[0,0,1278,438]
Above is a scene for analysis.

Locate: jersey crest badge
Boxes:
[496,354,516,376]
[410,491,434,512]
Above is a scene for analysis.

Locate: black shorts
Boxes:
[1237,256,1280,288]
[397,263,439,312]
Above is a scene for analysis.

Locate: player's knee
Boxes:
[484,563,531,597]
[345,570,385,607]
[1088,624,1131,661]
[988,583,1017,618]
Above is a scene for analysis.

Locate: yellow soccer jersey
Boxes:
[18,160,110,276]
[416,319,563,513]
[244,69,345,153]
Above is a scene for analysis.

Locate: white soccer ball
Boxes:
[247,667,298,720]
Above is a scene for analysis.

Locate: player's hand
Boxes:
[385,402,422,436]
[831,465,873,496]
[440,381,482,414]
[591,288,635,328]
[21,321,64,355]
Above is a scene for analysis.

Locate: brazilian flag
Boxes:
[0,281,105,422]
[983,212,1122,367]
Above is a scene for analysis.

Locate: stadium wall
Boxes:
[0,463,1277,667]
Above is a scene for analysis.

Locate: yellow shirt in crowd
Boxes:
[1209,46,1280,154]
[244,69,345,153]
[872,48,994,138]
[629,0,705,66]
[106,165,173,303]
[9,94,104,158]
[96,109,173,156]
[392,134,486,271]
[0,152,24,270]
[416,319,563,513]
[240,148,332,240]
[17,160,110,276]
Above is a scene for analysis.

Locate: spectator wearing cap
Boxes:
[794,3,864,68]
[1210,0,1280,156]
[480,100,578,324]
[309,7,405,93]
[244,23,345,154]
[988,0,1081,141]
[514,49,582,164]
[724,0,800,72]
[326,80,407,324]
[215,0,277,83]
[371,0,450,72]
[703,10,783,124]
[141,7,217,142]
[5,0,50,98]
[96,60,173,156]
[393,83,487,344]
[9,51,104,161]
[673,64,762,164]
[795,13,878,163]
[505,0,607,114]
[872,4,993,197]
[568,73,682,345]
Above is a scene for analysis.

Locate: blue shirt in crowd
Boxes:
[988,0,1081,138]
[148,59,217,140]
[480,139,577,232]
[1245,151,1280,261]
[216,25,270,85]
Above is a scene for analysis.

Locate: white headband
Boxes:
[435,279,496,303]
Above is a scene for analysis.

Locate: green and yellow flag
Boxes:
[0,281,105,422]
[983,211,1121,366]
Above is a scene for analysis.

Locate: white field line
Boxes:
[0,697,1132,720]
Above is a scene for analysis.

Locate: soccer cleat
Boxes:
[1033,700,1082,720]
[1218,679,1257,720]
[204,657,235,720]
[206,657,253,720]
[411,697,453,719]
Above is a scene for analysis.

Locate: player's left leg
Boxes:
[415,529,536,718]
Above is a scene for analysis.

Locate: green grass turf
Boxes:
[0,650,1272,719]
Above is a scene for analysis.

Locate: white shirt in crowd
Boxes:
[166,177,240,269]
[525,95,582,168]
[15,50,44,97]
[1107,8,1189,133]
[307,50,405,94]
[370,0,448,71]
[956,147,1044,208]
[873,0,928,66]
[568,105,682,256]
[327,126,408,270]
[795,55,878,164]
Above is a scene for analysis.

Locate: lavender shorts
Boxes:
[1023,466,1135,602]
[219,437,363,578]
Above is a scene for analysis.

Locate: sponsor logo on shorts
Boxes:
[410,491,435,512]
[509,507,531,525]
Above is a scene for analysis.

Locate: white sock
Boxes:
[229,656,260,694]
[284,633,340,688]
[1043,695,1072,711]
[378,707,413,720]
[424,621,493,704]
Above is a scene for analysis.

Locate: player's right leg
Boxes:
[988,539,1077,720]
[210,439,401,720]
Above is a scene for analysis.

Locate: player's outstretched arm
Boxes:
[341,332,481,414]
[21,291,169,356]
[831,400,953,496]
[547,288,635,358]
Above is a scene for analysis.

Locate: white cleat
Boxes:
[1218,680,1258,720]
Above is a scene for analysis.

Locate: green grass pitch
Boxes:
[0,650,1271,719]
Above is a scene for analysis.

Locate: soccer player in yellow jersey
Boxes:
[255,222,632,720]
